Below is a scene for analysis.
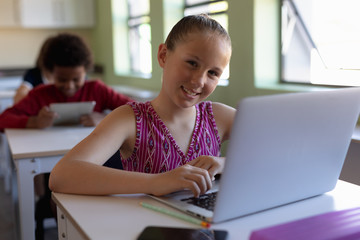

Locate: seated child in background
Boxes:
[13,37,54,104]
[49,14,236,198]
[0,32,134,132]
[2,33,132,239]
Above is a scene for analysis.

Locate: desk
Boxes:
[52,180,360,240]
[5,126,94,240]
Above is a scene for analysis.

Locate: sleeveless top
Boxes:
[121,101,221,173]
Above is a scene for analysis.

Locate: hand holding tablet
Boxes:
[49,101,96,125]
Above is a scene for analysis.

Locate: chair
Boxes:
[35,150,123,240]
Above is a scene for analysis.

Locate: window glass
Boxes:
[128,0,151,76]
[184,0,228,16]
[112,0,151,77]
[184,0,229,85]
[128,0,149,16]
[112,0,130,75]
[186,0,210,4]
[282,0,360,86]
[128,16,151,75]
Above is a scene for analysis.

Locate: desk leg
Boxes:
[0,133,11,194]
[57,206,86,240]
[14,155,61,240]
[15,158,37,240]
[57,206,67,239]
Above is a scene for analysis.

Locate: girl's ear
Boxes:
[157,43,167,68]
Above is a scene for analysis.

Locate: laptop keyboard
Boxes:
[181,192,218,211]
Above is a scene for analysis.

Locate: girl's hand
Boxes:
[80,112,106,127]
[187,156,225,180]
[150,164,212,197]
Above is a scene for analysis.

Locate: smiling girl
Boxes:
[49,14,235,197]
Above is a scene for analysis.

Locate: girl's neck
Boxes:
[151,95,198,155]
[151,96,196,124]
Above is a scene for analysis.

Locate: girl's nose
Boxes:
[191,71,206,88]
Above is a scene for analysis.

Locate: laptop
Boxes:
[150,87,360,223]
[50,101,96,125]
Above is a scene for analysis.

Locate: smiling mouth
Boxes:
[182,86,200,96]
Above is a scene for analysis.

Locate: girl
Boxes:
[49,14,235,197]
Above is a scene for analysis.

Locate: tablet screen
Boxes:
[50,101,96,125]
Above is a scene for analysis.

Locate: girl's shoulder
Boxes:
[99,104,136,132]
[210,102,236,142]
[126,101,150,108]
[197,101,235,116]
[211,102,236,114]
[126,101,152,114]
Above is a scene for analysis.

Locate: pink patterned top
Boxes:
[121,101,221,173]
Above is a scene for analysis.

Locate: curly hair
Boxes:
[40,33,93,72]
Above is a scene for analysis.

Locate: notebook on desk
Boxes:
[150,87,360,223]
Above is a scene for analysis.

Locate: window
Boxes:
[127,0,151,76]
[184,0,230,86]
[112,0,151,77]
[112,0,229,81]
[281,0,360,86]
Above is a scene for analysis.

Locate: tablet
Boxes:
[50,101,96,125]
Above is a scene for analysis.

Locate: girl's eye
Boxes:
[208,70,219,77]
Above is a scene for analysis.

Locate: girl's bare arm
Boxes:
[49,105,140,194]
[49,105,212,197]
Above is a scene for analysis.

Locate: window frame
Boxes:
[280,0,360,87]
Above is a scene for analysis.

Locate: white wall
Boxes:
[0,29,93,68]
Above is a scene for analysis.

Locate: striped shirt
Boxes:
[121,101,221,173]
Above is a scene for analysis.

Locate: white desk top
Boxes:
[5,126,94,159]
[52,180,360,240]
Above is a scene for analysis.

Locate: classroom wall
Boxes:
[0,0,329,104]
[91,0,167,96]
[0,29,94,69]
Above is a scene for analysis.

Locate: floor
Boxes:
[0,177,58,240]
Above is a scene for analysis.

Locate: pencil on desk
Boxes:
[140,202,211,228]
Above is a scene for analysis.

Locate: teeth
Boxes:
[183,87,198,96]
